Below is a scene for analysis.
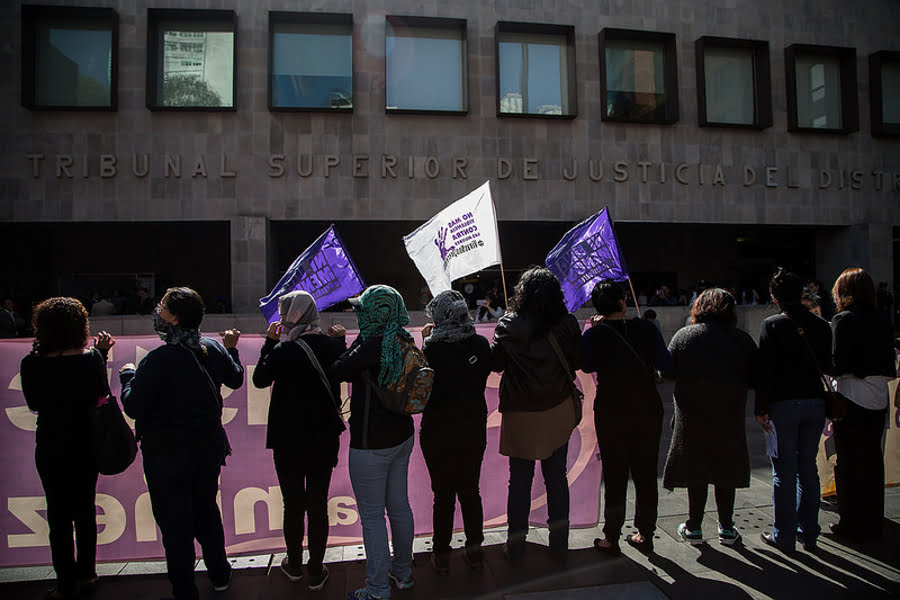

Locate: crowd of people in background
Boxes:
[12,263,900,600]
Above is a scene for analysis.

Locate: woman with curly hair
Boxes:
[829,268,895,540]
[662,288,757,547]
[490,267,582,563]
[331,285,417,600]
[20,297,116,599]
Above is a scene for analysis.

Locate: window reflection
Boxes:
[157,23,233,108]
[605,40,666,121]
[386,27,464,112]
[795,55,841,129]
[36,20,112,107]
[703,47,754,125]
[498,33,571,116]
[882,62,900,125]
[272,23,352,110]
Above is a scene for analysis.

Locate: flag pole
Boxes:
[604,208,639,318]
[627,278,641,318]
[499,262,510,309]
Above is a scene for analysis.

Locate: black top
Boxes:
[21,347,109,461]
[831,308,896,379]
[120,338,243,456]
[490,312,583,413]
[420,333,492,451]
[582,317,670,416]
[755,305,832,415]
[252,334,347,464]
[330,335,414,450]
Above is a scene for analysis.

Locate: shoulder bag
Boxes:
[547,330,583,426]
[294,338,347,432]
[784,314,849,422]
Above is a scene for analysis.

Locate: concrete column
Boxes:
[230,216,269,314]
[816,223,893,291]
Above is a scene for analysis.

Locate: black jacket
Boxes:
[252,334,347,463]
[420,333,491,451]
[331,335,414,450]
[755,305,832,415]
[490,312,582,413]
[831,308,896,379]
[120,338,243,456]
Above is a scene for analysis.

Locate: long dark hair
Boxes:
[32,297,89,355]
[508,266,567,336]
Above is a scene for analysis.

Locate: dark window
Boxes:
[695,36,772,129]
[386,16,467,114]
[599,28,678,124]
[21,5,118,110]
[496,22,576,118]
[147,9,236,111]
[870,51,900,136]
[269,12,353,112]
[785,44,858,133]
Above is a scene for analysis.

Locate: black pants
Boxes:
[686,486,736,530]
[597,409,662,540]
[35,451,98,595]
[421,443,485,555]
[507,443,570,556]
[834,403,887,534]
[272,450,334,576]
[144,448,231,600]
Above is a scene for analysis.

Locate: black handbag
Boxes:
[92,394,138,476]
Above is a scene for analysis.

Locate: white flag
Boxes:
[404,180,502,296]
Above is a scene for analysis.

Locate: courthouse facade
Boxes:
[1,0,898,313]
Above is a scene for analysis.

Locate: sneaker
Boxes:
[388,571,415,590]
[212,568,232,592]
[307,565,329,592]
[430,552,449,576]
[346,589,385,600]
[677,523,704,546]
[280,556,303,582]
[464,547,484,570]
[718,524,742,546]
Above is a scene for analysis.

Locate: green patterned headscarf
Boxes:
[353,285,412,387]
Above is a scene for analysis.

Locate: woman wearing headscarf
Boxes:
[662,288,757,547]
[490,267,583,564]
[20,298,115,599]
[331,285,416,600]
[119,287,243,600]
[419,290,491,574]
[252,291,347,591]
[829,268,895,540]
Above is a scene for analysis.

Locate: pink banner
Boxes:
[0,326,601,567]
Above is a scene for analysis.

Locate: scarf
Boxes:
[278,290,323,341]
[424,289,475,349]
[152,308,201,351]
[354,285,412,387]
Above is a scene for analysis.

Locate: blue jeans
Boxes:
[769,397,826,549]
[349,436,415,599]
[507,442,570,556]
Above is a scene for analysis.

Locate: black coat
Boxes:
[662,322,757,490]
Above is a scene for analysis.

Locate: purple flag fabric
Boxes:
[545,208,629,313]
[259,225,365,323]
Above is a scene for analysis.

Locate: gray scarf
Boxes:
[278,290,323,341]
[424,290,476,349]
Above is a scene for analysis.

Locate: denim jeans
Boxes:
[507,442,570,557]
[769,397,826,549]
[349,436,415,599]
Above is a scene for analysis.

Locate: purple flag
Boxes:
[259,225,365,323]
[545,208,629,313]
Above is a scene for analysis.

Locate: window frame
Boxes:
[146,8,238,112]
[784,43,858,134]
[695,36,772,129]
[598,28,678,125]
[869,50,900,137]
[268,11,353,113]
[494,21,577,120]
[384,15,468,115]
[21,4,119,111]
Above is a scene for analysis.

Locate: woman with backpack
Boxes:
[331,285,417,600]
[420,289,492,574]
[252,290,347,591]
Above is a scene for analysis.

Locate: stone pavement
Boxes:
[3,384,899,599]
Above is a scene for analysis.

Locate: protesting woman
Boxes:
[21,297,115,599]
[663,288,757,546]
[120,287,243,600]
[490,267,582,563]
[830,268,895,540]
[252,290,347,591]
[420,289,491,574]
[331,285,416,600]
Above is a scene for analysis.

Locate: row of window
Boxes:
[20,5,900,136]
